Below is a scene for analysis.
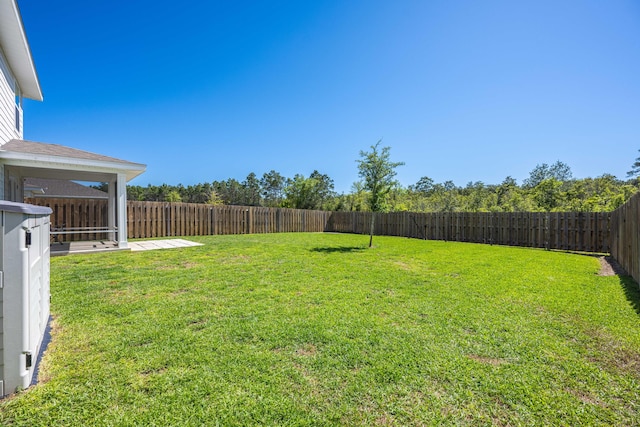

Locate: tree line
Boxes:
[125,170,338,210]
[122,160,638,213]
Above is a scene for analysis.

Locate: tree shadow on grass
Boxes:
[309,246,366,254]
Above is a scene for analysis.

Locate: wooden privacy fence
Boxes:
[26,198,331,240]
[326,211,611,253]
[126,202,331,238]
[27,198,110,242]
[27,198,611,254]
[610,192,640,284]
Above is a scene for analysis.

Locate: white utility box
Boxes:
[0,201,52,396]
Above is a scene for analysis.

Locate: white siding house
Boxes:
[0,0,146,248]
[0,0,39,146]
[0,48,22,144]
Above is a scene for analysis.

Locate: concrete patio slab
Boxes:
[128,239,203,251]
[51,238,204,256]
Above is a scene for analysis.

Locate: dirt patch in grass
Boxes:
[220,255,252,265]
[155,261,199,271]
[187,318,208,331]
[374,413,396,426]
[140,367,167,378]
[583,327,640,377]
[594,347,640,376]
[613,348,640,373]
[104,288,134,303]
[181,261,198,269]
[565,388,604,407]
[295,344,318,357]
[467,354,508,366]
[598,256,626,276]
[394,261,413,271]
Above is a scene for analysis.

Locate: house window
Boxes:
[15,105,20,132]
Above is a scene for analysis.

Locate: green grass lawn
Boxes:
[1,233,639,426]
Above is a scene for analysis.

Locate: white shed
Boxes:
[0,200,51,396]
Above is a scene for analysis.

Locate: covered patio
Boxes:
[0,139,146,249]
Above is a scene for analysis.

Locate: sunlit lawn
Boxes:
[1,233,639,426]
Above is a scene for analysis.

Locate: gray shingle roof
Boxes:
[25,178,108,199]
[1,139,138,165]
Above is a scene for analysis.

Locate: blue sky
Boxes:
[18,0,640,193]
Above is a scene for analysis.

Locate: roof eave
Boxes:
[0,0,43,101]
[0,151,147,181]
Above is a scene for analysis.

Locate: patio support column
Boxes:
[116,173,128,248]
[107,177,116,241]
